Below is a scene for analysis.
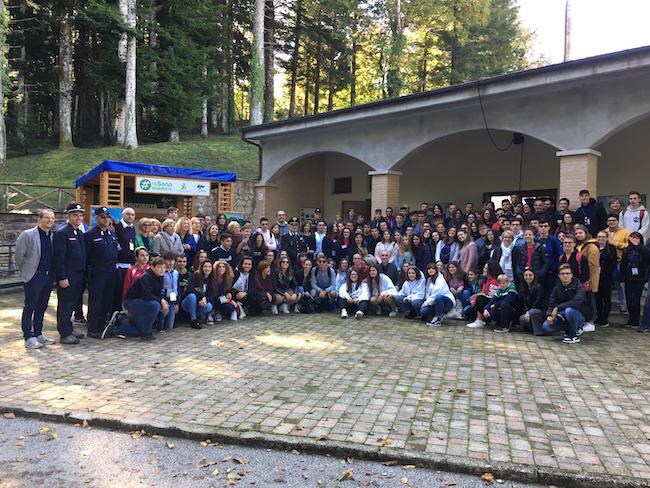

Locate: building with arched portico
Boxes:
[242,46,650,222]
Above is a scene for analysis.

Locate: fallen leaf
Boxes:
[444,482,457,486]
[82,419,89,429]
[382,460,398,466]
[315,435,328,441]
[402,465,416,470]
[346,457,355,464]
[222,456,249,464]
[291,449,300,455]
[481,472,495,484]
[149,459,159,465]
[302,473,309,480]
[166,442,175,449]
[293,426,304,431]
[3,412,16,419]
[39,426,50,434]
[400,477,409,484]
[227,471,242,485]
[339,469,354,481]
[129,430,145,439]
[151,434,164,440]
[380,439,392,446]
[197,459,219,468]
[48,432,58,441]
[211,468,220,476]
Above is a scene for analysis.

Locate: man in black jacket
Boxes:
[542,264,588,344]
[114,207,137,311]
[575,190,607,238]
[281,218,307,266]
[105,257,168,340]
[378,250,399,286]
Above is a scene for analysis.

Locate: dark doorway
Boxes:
[341,200,371,221]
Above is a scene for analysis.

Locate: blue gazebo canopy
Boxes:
[75,160,237,188]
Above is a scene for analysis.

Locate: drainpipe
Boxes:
[240,131,262,182]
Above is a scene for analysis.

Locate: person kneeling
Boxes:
[482,274,519,333]
[366,264,398,316]
[109,257,169,340]
[542,264,588,344]
[420,263,455,327]
[338,269,369,320]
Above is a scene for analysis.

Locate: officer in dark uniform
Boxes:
[281,217,308,267]
[85,207,119,339]
[53,203,87,344]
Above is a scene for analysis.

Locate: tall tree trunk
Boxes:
[14,0,27,150]
[58,1,74,148]
[0,0,6,165]
[263,0,275,122]
[201,100,208,137]
[99,90,105,139]
[450,0,460,85]
[303,58,310,116]
[387,0,404,97]
[312,8,322,115]
[350,12,357,106]
[419,33,429,92]
[169,129,180,143]
[122,0,138,148]
[220,0,233,133]
[288,0,302,117]
[249,0,265,125]
[326,15,336,112]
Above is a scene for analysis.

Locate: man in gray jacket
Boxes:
[15,209,58,349]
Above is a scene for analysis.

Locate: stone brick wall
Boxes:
[0,212,66,243]
[195,180,256,219]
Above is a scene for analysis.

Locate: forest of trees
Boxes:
[0,0,540,165]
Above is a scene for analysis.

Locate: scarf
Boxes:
[499,241,515,279]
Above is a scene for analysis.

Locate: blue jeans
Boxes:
[460,289,472,307]
[420,296,454,321]
[118,299,160,336]
[614,263,627,310]
[396,294,423,315]
[542,307,585,338]
[160,303,177,330]
[181,294,213,320]
[22,271,53,339]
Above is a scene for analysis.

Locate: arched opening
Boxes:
[392,129,561,207]
[597,114,650,203]
[264,152,374,220]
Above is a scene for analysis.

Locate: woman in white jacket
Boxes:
[374,230,398,263]
[366,264,398,317]
[395,266,426,319]
[338,269,370,319]
[420,263,455,327]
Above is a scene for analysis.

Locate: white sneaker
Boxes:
[36,334,56,345]
[582,322,596,332]
[341,309,348,319]
[294,304,301,313]
[271,304,279,315]
[207,314,214,325]
[355,310,364,320]
[466,319,485,328]
[25,337,43,349]
[238,306,246,319]
[281,303,290,314]
[388,310,398,318]
[427,316,443,327]
[215,313,222,322]
[230,311,238,321]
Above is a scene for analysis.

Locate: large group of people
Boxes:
[14,189,650,349]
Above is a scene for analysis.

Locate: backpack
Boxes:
[621,208,646,231]
[299,294,316,314]
[559,251,590,290]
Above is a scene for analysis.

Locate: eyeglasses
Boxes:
[558,271,572,275]
[317,259,326,263]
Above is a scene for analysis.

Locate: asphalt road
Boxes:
[0,417,543,488]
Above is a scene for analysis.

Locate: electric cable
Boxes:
[477,79,513,152]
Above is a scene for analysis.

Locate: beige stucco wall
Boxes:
[322,154,372,218]
[597,115,650,199]
[396,131,559,207]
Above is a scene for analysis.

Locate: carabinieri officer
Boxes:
[85,206,119,339]
[53,203,87,344]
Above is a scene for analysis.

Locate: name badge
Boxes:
[169,291,177,301]
[129,242,135,251]
[632,267,639,276]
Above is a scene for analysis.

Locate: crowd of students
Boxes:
[15,189,650,348]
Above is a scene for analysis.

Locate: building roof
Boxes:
[241,45,650,140]
[75,160,237,188]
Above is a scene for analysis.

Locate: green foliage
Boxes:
[0,134,258,185]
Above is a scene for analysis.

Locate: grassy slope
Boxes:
[0,135,259,187]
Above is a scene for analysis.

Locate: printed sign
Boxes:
[135,176,211,197]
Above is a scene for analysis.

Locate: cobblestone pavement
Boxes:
[1,291,650,484]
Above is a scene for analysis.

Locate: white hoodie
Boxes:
[423,274,455,307]
[367,274,398,296]
[620,205,649,240]
[339,281,370,301]
[398,275,426,301]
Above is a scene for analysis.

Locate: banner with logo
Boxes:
[135,176,211,197]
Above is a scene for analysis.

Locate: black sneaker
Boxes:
[191,319,202,330]
[141,334,157,341]
[561,336,580,344]
[493,326,510,333]
[87,331,102,339]
[73,330,85,339]
[638,328,649,333]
